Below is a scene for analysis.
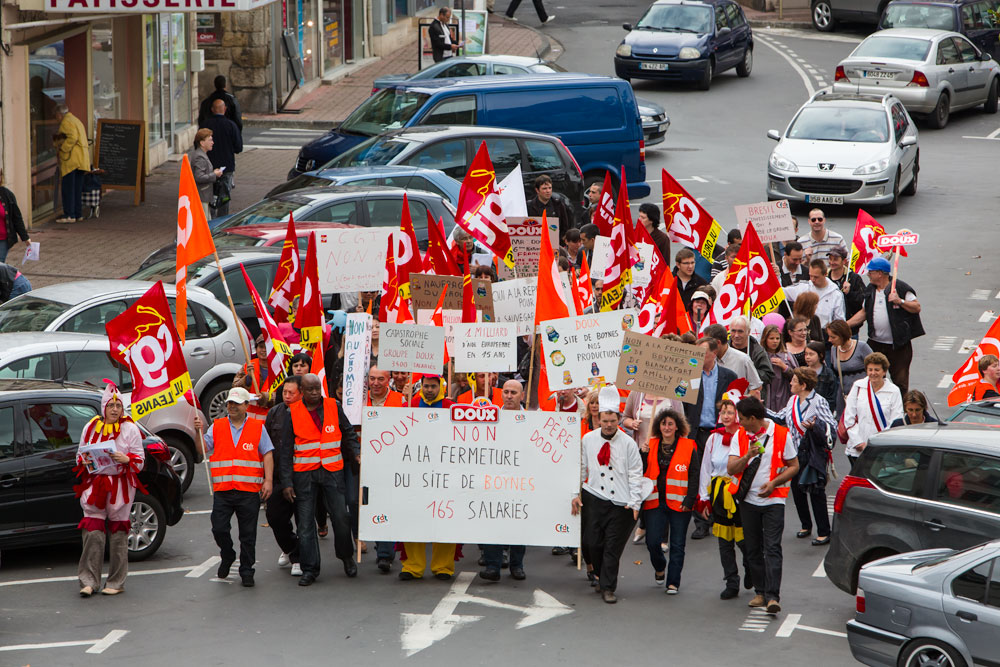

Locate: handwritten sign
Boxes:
[359,407,580,546]
[614,331,705,404]
[94,119,145,205]
[378,323,446,374]
[409,273,494,320]
[589,236,614,279]
[631,242,656,288]
[539,310,637,390]
[498,216,560,280]
[416,308,464,356]
[316,227,393,293]
[453,322,517,373]
[342,313,373,425]
[492,275,575,337]
[734,200,795,244]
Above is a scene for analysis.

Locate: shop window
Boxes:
[196,13,222,45]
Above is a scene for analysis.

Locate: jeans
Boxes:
[61,169,85,219]
[8,274,31,301]
[741,502,785,602]
[644,505,692,587]
[0,240,8,263]
[583,490,636,593]
[791,476,830,537]
[483,544,525,571]
[376,541,396,561]
[210,490,260,577]
[506,0,548,21]
[720,533,749,592]
[293,468,353,577]
[265,491,299,563]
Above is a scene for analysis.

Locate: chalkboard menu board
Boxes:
[95,119,145,205]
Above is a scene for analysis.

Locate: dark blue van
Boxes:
[288,74,650,199]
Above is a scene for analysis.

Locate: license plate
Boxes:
[805,195,844,205]
[640,62,669,71]
[862,70,895,79]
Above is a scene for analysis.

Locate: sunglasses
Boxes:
[810,217,824,222]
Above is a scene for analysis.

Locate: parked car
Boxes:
[0,333,207,492]
[825,424,1000,594]
[0,379,183,561]
[812,0,891,32]
[766,91,918,214]
[212,221,354,251]
[880,0,1000,60]
[833,28,999,128]
[371,55,671,147]
[614,0,754,91]
[948,398,1000,424]
[0,281,247,421]
[264,165,461,203]
[847,541,1000,667]
[288,74,649,199]
[318,126,587,216]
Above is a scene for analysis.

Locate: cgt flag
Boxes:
[662,168,723,265]
[395,193,425,301]
[592,172,616,237]
[456,142,515,269]
[268,213,302,324]
[241,264,291,397]
[600,167,636,311]
[703,222,785,330]
[176,154,217,344]
[298,231,324,349]
[850,209,886,276]
[948,318,1000,406]
[106,281,192,419]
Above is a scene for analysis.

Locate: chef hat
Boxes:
[101,379,124,418]
[598,386,621,414]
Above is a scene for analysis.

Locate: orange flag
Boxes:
[948,317,1000,406]
[533,211,571,327]
[462,271,476,323]
[427,211,460,276]
[298,232,323,349]
[176,154,217,343]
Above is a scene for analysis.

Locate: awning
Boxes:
[45,0,277,12]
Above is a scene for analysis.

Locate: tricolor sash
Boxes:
[867,381,888,432]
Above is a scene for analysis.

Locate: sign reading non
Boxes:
[378,323,446,374]
[540,310,638,390]
[95,119,145,205]
[615,331,706,404]
[734,200,795,244]
[342,313,373,425]
[316,227,392,293]
[453,322,517,373]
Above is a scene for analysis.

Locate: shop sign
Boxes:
[47,0,277,12]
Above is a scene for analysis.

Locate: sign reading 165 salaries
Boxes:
[359,406,581,546]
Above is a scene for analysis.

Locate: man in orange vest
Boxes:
[194,387,274,588]
[280,373,359,586]
[973,354,1000,400]
[456,372,502,406]
[727,396,799,615]
[367,365,405,408]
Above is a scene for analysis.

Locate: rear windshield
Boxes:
[267,175,332,197]
[325,137,411,169]
[788,106,890,143]
[338,89,431,137]
[880,4,957,30]
[0,297,68,332]
[852,36,932,61]
[214,199,300,231]
[637,4,714,33]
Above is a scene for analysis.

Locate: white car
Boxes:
[766,91,919,214]
[833,28,999,128]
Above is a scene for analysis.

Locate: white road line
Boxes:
[961,135,1000,141]
[990,127,1000,139]
[87,629,129,654]
[813,560,826,577]
[0,560,215,587]
[995,290,1000,299]
[243,144,301,150]
[756,39,815,97]
[959,339,977,353]
[932,335,957,351]
[0,629,128,654]
[938,374,954,389]
[185,509,212,515]
[185,556,221,578]
[776,614,848,638]
[971,289,991,300]
[979,310,996,323]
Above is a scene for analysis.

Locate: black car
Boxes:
[812,0,890,31]
[0,380,183,561]
[880,0,1000,60]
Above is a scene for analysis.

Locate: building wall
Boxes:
[199,8,275,114]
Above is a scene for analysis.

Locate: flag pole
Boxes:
[192,401,213,496]
[525,333,538,408]
[213,250,261,396]
[890,247,901,294]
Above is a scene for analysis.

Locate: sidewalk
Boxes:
[244,14,562,128]
[744,6,814,29]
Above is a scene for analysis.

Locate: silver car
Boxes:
[833,28,999,128]
[0,280,248,421]
[848,541,1000,667]
[766,91,918,214]
[0,333,206,491]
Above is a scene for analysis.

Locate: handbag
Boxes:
[733,435,768,503]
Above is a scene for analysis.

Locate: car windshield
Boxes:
[0,296,69,332]
[529,62,567,72]
[213,199,300,231]
[913,543,995,571]
[324,136,411,169]
[852,36,932,61]
[787,106,890,143]
[338,89,431,136]
[880,4,957,30]
[637,4,713,33]
[131,257,222,284]
[212,233,266,250]
[267,175,332,197]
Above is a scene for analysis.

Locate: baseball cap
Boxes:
[226,387,254,404]
[867,257,891,273]
[829,245,849,260]
[691,290,713,304]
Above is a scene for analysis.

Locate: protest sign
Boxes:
[79,443,117,475]
[359,407,580,546]
[615,332,705,404]
[540,309,637,390]
[497,216,560,280]
[315,227,393,293]
[342,313,373,425]
[416,308,463,355]
[378,323,446,374]
[453,322,517,372]
[410,273,494,320]
[589,236,613,279]
[631,242,656,288]
[734,200,796,245]
[492,277,536,336]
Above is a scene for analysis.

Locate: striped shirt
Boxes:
[768,390,837,449]
[798,229,847,263]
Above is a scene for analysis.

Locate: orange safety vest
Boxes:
[245,359,269,422]
[290,399,343,473]
[367,390,405,407]
[642,437,697,511]
[973,381,999,401]
[727,426,791,499]
[209,417,265,493]
[456,387,503,406]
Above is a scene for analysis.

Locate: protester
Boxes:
[727,397,799,614]
[972,354,1000,400]
[582,389,600,436]
[804,341,838,412]
[54,104,91,224]
[792,291,824,343]
[704,324,763,397]
[846,256,924,394]
[624,381,683,450]
[265,376,303,576]
[571,387,643,603]
[564,228,584,270]
[711,241,740,280]
[783,316,810,365]
[890,390,938,427]
[674,247,708,313]
[728,316,774,401]
[689,289,713,331]
[74,381,144,596]
[233,335,271,422]
[0,176,29,263]
[825,320,872,406]
[580,182,601,225]
[527,174,573,239]
[390,371,411,394]
[198,75,243,132]
[642,409,698,594]
[778,242,807,286]
[190,129,222,219]
[827,246,865,334]
[429,6,460,62]
[579,223,599,264]
[366,365,405,408]
[199,98,242,217]
[797,209,847,262]
[457,372,503,405]
[195,387,274,587]
[638,202,670,264]
[782,259,846,328]
[761,324,796,413]
[0,262,31,304]
[842,352,903,468]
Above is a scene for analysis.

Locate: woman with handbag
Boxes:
[825,320,872,404]
[842,352,904,468]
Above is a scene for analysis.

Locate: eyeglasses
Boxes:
[793,328,808,334]
[810,217,824,222]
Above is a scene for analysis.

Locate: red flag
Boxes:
[662,168,722,263]
[948,318,1000,406]
[176,154,217,343]
[592,172,616,237]
[298,232,323,349]
[431,284,451,366]
[653,270,693,337]
[600,172,635,311]
[268,213,301,324]
[395,194,424,302]
[569,268,584,316]
[534,211,571,327]
[850,209,887,276]
[240,264,291,396]
[311,336,328,397]
[427,212,460,276]
[576,252,595,312]
[397,293,415,325]
[378,233,398,323]
[703,222,785,330]
[462,272,477,323]
[456,142,515,269]
[633,218,667,304]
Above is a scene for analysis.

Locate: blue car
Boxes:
[614,0,754,91]
[264,165,460,205]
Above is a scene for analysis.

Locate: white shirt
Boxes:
[717,346,762,390]
[727,419,797,507]
[784,279,846,327]
[843,377,904,458]
[870,289,916,344]
[698,428,739,501]
[435,18,453,58]
[581,428,644,510]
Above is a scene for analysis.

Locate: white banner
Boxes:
[416,309,466,355]
[359,406,581,546]
[453,322,517,373]
[317,227,393,293]
[342,313,373,426]
[497,165,527,217]
[589,236,614,279]
[378,323,446,374]
[540,310,637,390]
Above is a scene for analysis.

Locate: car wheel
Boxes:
[985,77,999,114]
[902,152,918,197]
[737,47,753,77]
[697,59,714,91]
[900,639,967,667]
[812,0,835,31]
[927,92,950,129]
[882,169,900,214]
[162,435,195,493]
[203,379,234,421]
[127,493,166,562]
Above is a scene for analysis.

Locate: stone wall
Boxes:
[201,8,274,114]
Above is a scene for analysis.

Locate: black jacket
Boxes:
[673,268,708,313]
[863,278,925,349]
[527,193,574,241]
[278,399,359,490]
[428,19,455,62]
[831,271,866,334]
[199,114,243,173]
[684,365,738,431]
[0,263,19,302]
[198,90,243,132]
[265,402,290,488]
[0,187,27,249]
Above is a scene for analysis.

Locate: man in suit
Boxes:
[429,7,459,62]
[198,75,243,134]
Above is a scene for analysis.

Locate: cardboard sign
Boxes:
[378,323,446,374]
[452,322,517,373]
[539,310,638,390]
[316,227,393,293]
[342,313,373,426]
[876,229,919,250]
[614,332,705,404]
[359,407,580,546]
[409,273,494,320]
[734,200,796,244]
[497,216,560,280]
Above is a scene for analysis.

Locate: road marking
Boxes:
[185,509,212,515]
[995,290,1000,299]
[960,338,977,354]
[813,560,826,577]
[0,629,128,655]
[932,336,957,351]
[776,613,848,638]
[938,374,954,389]
[677,176,709,183]
[971,289,991,300]
[979,310,996,323]
[757,27,863,44]
[87,629,129,654]
[756,38,815,97]
[0,557,218,587]
[186,556,221,578]
[962,135,1000,141]
[739,608,773,632]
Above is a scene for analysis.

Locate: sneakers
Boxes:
[479,568,501,582]
[666,585,679,595]
[278,553,291,568]
[766,600,782,614]
[632,528,646,544]
[543,15,556,24]
[654,571,665,585]
[748,594,765,608]
[290,563,303,577]
[377,558,392,573]
[602,589,617,604]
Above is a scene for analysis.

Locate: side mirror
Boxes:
[767,129,781,141]
[623,23,633,31]
[981,51,993,62]
[719,26,732,34]
[900,135,917,147]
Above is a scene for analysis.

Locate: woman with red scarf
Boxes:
[74,381,145,597]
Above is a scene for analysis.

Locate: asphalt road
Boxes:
[5,4,1000,664]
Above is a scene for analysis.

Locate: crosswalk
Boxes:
[244,127,327,150]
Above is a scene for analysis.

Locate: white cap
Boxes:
[226,387,254,404]
[598,386,621,414]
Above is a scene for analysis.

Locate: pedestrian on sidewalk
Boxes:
[54,104,91,224]
[198,75,243,134]
[199,98,242,217]
[430,6,460,62]
[0,176,29,263]
[506,0,554,24]
[189,129,223,220]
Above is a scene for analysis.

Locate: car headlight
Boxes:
[769,152,798,173]
[853,158,891,175]
[678,47,701,60]
[616,43,632,57]
[641,115,653,123]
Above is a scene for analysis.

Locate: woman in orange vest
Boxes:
[641,408,699,594]
[973,354,1000,401]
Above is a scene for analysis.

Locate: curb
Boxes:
[749,18,815,29]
